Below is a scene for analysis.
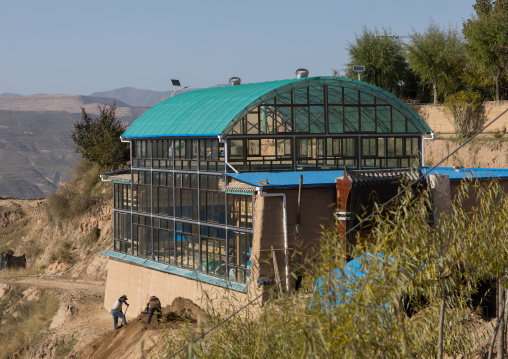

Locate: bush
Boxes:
[443,91,487,138]
[70,103,129,168]
[49,241,72,264]
[46,159,108,221]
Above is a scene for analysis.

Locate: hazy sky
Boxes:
[0,0,476,95]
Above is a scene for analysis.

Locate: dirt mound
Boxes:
[169,296,207,321]
[78,297,205,359]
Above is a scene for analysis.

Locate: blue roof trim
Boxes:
[423,167,508,180]
[227,170,344,188]
[100,250,248,293]
[228,167,508,188]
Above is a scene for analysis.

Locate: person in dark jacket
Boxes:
[111,294,129,330]
[145,295,162,324]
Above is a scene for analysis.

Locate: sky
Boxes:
[0,0,477,96]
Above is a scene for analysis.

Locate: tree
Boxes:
[70,103,129,168]
[442,90,487,137]
[463,0,508,101]
[346,27,410,96]
[406,22,465,104]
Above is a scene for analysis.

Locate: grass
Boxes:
[46,159,110,221]
[49,241,72,264]
[80,226,100,248]
[0,289,59,359]
[0,267,40,277]
[55,338,77,359]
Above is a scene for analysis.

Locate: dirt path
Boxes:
[0,275,114,357]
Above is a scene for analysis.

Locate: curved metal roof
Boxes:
[122,76,432,138]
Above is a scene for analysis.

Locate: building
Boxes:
[101,72,440,315]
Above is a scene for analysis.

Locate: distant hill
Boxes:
[0,94,149,198]
[0,92,22,96]
[90,86,199,107]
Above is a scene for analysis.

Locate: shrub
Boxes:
[49,241,72,264]
[70,104,129,168]
[46,159,107,221]
[81,226,100,248]
[442,90,487,138]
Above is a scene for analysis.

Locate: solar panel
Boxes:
[171,79,181,86]
[353,66,365,72]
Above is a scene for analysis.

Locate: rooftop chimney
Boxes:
[229,77,241,86]
[295,68,309,79]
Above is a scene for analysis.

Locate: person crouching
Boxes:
[146,295,162,324]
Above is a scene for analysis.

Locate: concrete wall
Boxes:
[104,259,254,319]
[251,187,336,292]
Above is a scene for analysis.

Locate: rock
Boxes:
[50,304,79,329]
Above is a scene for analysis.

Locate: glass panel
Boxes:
[276,138,292,158]
[362,138,377,157]
[309,86,324,104]
[361,107,376,132]
[392,109,406,133]
[294,88,308,104]
[229,139,244,159]
[328,86,343,105]
[344,107,359,132]
[276,107,292,133]
[277,91,292,105]
[360,92,375,104]
[231,119,243,135]
[261,106,275,134]
[387,138,395,156]
[407,120,419,133]
[344,89,358,104]
[377,106,391,133]
[246,112,259,134]
[377,138,386,157]
[329,106,343,133]
[395,138,403,156]
[344,138,356,157]
[248,139,260,156]
[295,107,309,132]
[309,106,325,133]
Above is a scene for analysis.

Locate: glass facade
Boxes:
[113,137,253,284]
[227,85,421,171]
[111,82,427,286]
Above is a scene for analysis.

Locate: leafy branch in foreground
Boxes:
[164,180,508,358]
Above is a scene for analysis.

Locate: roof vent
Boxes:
[229,77,241,86]
[295,68,309,79]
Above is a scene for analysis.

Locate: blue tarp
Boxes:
[310,253,392,310]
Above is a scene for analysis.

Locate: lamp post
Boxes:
[353,65,365,81]
[170,79,189,97]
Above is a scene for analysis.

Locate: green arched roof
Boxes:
[122,76,432,139]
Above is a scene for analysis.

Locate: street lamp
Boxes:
[170,79,189,97]
[353,66,365,81]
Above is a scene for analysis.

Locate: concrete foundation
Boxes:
[104,259,257,319]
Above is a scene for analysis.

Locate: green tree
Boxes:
[70,103,129,168]
[406,22,465,104]
[442,90,487,137]
[346,27,410,96]
[463,0,508,101]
